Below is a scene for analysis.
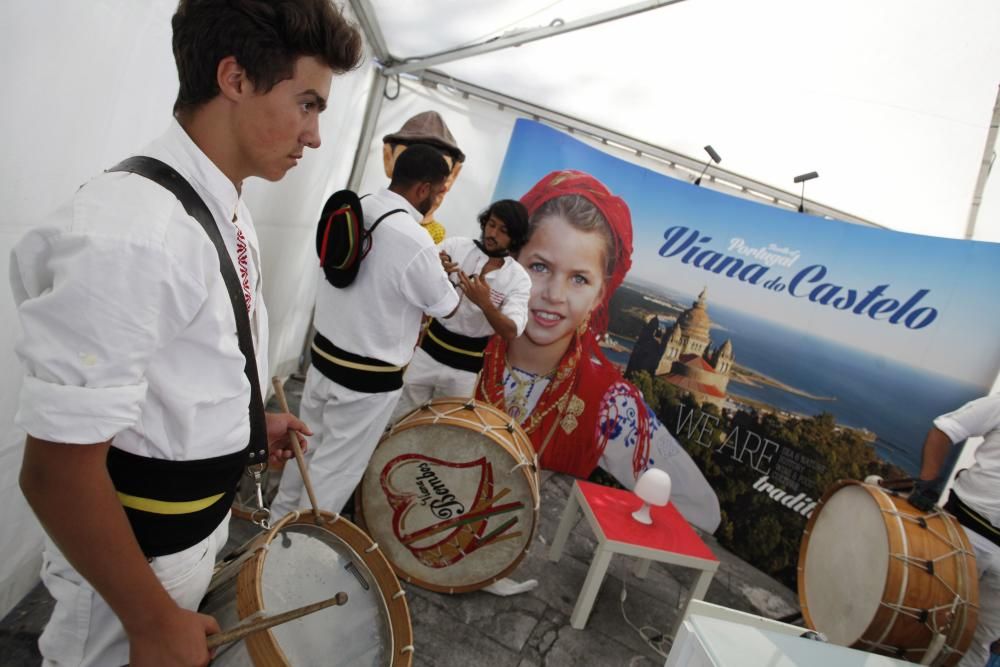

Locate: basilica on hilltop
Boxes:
[625,288,734,407]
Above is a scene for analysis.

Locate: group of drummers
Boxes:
[8,1,999,666]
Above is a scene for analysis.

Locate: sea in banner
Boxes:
[492,118,1000,585]
[603,283,985,475]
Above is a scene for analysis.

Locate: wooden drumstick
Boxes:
[206,591,349,649]
[271,376,322,520]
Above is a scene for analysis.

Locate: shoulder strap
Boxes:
[368,208,407,236]
[107,156,268,467]
[360,208,408,261]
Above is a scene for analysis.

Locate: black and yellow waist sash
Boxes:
[945,491,1000,548]
[420,318,490,373]
[311,331,405,393]
[107,446,246,557]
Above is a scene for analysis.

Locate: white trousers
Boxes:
[958,526,1000,667]
[271,365,401,517]
[38,515,230,667]
[390,347,478,424]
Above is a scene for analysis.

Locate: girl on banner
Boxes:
[476,170,721,533]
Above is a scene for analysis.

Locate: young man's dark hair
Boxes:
[172,0,363,113]
[478,199,530,253]
[389,143,451,190]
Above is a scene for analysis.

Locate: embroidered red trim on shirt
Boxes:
[234,224,252,312]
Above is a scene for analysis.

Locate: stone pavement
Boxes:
[0,376,802,666]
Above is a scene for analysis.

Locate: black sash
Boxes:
[106,447,245,557]
[106,156,267,556]
[420,318,490,373]
[945,491,1000,548]
[311,331,405,393]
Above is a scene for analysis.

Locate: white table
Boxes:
[548,480,719,631]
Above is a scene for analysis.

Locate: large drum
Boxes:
[202,511,413,666]
[798,479,979,666]
[358,398,540,593]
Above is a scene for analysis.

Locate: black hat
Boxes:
[316,190,365,288]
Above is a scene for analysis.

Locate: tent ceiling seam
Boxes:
[382,0,690,78]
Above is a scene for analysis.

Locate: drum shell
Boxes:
[358,398,540,593]
[798,479,979,666]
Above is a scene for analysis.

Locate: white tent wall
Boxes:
[0,1,373,615]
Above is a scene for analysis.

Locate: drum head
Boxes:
[236,513,413,667]
[263,523,389,664]
[800,483,889,645]
[359,401,539,593]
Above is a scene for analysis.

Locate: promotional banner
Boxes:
[491,119,1000,585]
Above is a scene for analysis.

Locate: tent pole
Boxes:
[347,72,388,192]
[348,0,391,62]
[412,70,881,228]
[384,0,689,77]
[964,84,1000,240]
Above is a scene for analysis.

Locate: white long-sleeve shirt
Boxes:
[11,120,268,461]
[436,236,531,338]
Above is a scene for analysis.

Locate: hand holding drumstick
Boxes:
[271,377,322,520]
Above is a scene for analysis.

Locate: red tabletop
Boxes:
[576,480,717,562]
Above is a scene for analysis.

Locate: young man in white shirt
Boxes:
[271,144,461,518]
[11,2,361,665]
[392,199,532,421]
[912,394,1000,667]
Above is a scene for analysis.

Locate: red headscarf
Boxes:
[478,170,651,480]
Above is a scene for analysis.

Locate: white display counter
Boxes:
[666,614,916,667]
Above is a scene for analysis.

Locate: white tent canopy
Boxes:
[0,0,998,616]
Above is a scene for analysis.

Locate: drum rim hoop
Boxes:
[237,509,414,666]
[388,397,536,465]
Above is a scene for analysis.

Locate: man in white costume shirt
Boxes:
[272,145,461,517]
[911,393,1000,667]
[10,2,360,665]
[392,199,532,421]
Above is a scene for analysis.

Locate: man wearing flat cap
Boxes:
[383,111,465,242]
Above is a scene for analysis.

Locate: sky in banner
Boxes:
[493,119,1000,384]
